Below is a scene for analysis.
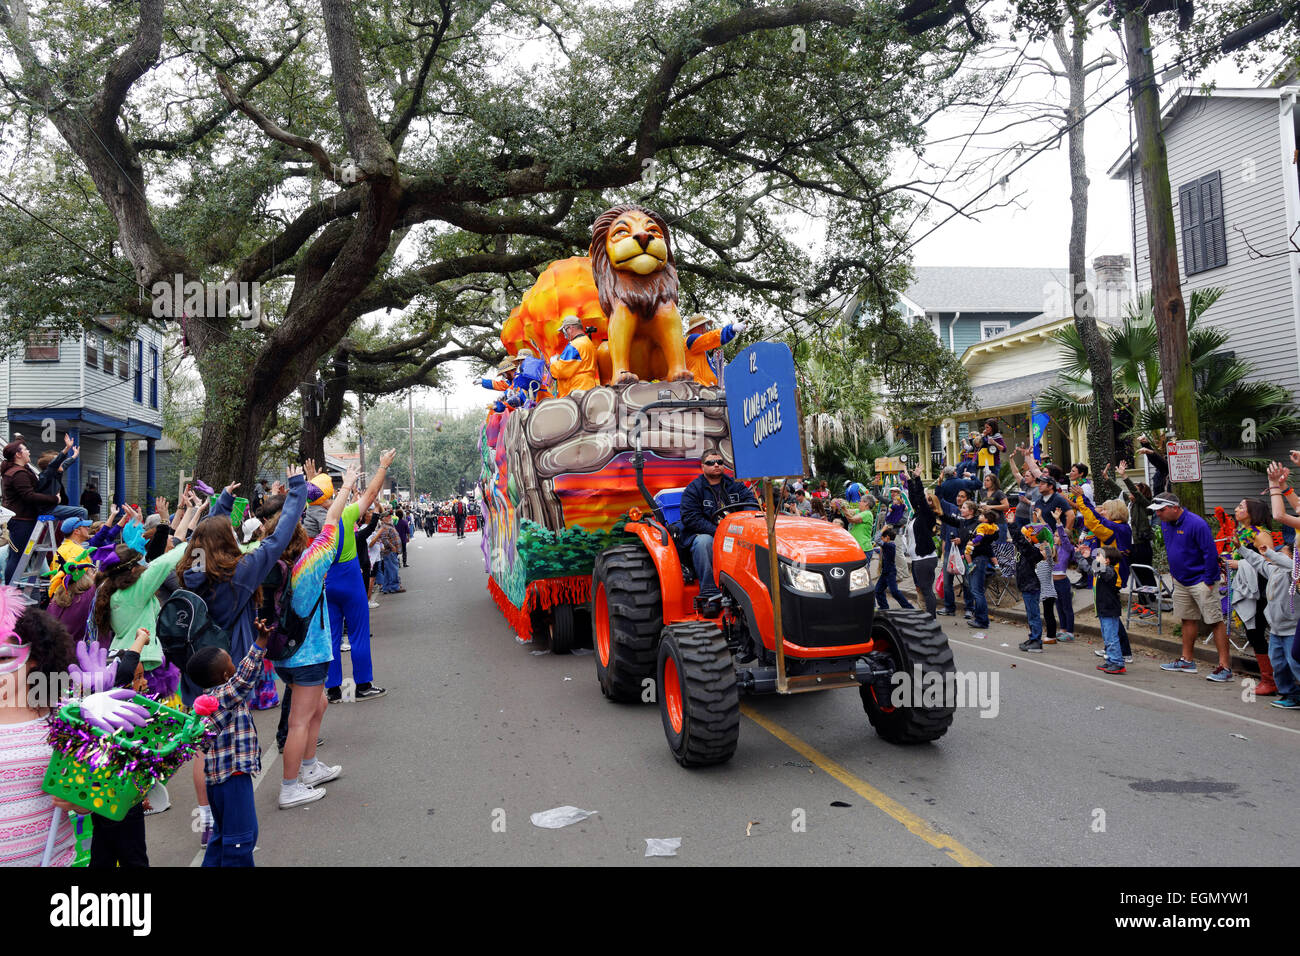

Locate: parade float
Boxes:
[478,205,731,651]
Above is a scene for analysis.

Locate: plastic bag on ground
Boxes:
[645,837,681,857]
[530,806,598,828]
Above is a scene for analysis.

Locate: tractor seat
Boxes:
[653,488,696,584]
[654,487,685,525]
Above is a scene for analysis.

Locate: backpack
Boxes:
[157,588,231,674]
[263,558,326,662]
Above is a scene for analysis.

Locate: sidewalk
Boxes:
[896,571,1262,675]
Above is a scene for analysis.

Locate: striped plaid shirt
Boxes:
[199,643,266,787]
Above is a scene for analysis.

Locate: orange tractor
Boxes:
[590,397,956,766]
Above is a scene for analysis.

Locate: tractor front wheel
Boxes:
[860,609,956,745]
[657,622,739,767]
[592,544,663,702]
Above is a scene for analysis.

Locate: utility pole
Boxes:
[396,390,425,503]
[1122,9,1203,515]
[357,398,367,486]
[407,390,417,502]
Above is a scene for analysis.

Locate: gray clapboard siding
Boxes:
[1129,93,1300,509]
[5,336,83,409]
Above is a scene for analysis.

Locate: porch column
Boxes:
[67,426,80,507]
[114,431,126,506]
[146,439,156,512]
[919,427,932,481]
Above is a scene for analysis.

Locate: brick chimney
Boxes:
[1091,254,1130,320]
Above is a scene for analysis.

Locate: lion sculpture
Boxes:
[504,204,694,385]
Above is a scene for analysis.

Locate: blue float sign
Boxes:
[723,342,805,480]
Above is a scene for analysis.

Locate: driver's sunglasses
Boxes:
[703,459,724,466]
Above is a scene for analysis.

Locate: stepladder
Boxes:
[9,515,60,596]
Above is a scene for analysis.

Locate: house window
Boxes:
[85,334,98,369]
[134,340,143,403]
[1178,170,1227,276]
[150,346,159,408]
[101,336,114,375]
[117,341,129,380]
[24,330,59,362]
[981,322,1009,340]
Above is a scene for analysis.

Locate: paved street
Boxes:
[145,531,1299,866]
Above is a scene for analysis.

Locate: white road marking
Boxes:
[949,637,1300,738]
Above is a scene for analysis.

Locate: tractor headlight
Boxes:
[849,566,871,591]
[783,565,826,593]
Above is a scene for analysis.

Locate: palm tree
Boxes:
[1038,288,1300,472]
[815,433,914,491]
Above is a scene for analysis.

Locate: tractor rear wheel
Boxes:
[860,609,956,745]
[592,544,663,702]
[657,622,739,767]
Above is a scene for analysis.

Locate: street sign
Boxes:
[1166,439,1202,482]
[724,342,804,480]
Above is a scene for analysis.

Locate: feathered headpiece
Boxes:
[0,584,33,674]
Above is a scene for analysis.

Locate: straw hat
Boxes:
[686,314,711,334]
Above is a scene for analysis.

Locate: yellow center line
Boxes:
[740,703,991,868]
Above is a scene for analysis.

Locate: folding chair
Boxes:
[1125,563,1172,634]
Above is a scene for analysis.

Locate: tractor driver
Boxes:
[680,453,758,597]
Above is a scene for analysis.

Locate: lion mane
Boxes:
[589,204,679,323]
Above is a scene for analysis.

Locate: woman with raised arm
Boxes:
[323,449,398,704]
[268,463,360,808]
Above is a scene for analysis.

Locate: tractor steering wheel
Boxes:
[711,501,760,522]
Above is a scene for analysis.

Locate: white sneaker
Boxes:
[299,761,342,786]
[341,641,352,652]
[368,601,379,609]
[279,780,326,809]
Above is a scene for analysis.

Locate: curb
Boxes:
[897,581,1262,675]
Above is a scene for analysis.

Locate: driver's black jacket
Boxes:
[680,474,758,538]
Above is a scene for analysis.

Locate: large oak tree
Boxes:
[1,0,997,483]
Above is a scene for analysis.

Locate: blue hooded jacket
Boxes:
[177,474,308,703]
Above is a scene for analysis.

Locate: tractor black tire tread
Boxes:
[861,608,956,745]
[660,622,740,767]
[593,544,663,702]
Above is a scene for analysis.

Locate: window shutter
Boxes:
[1198,171,1226,270]
[1180,171,1226,275]
[1179,181,1201,276]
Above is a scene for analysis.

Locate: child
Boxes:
[186,620,273,867]
[1049,506,1075,641]
[884,488,907,529]
[1014,518,1044,653]
[89,627,152,868]
[874,527,914,610]
[1235,534,1299,705]
[34,443,89,526]
[963,508,999,629]
[1093,546,1125,674]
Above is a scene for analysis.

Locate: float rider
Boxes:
[549,316,601,398]
[684,314,746,387]
[507,348,550,408]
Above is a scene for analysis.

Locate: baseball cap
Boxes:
[60,517,92,534]
[307,473,334,503]
[1148,492,1181,511]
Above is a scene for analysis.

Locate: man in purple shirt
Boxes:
[395,509,412,567]
[1151,492,1231,681]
